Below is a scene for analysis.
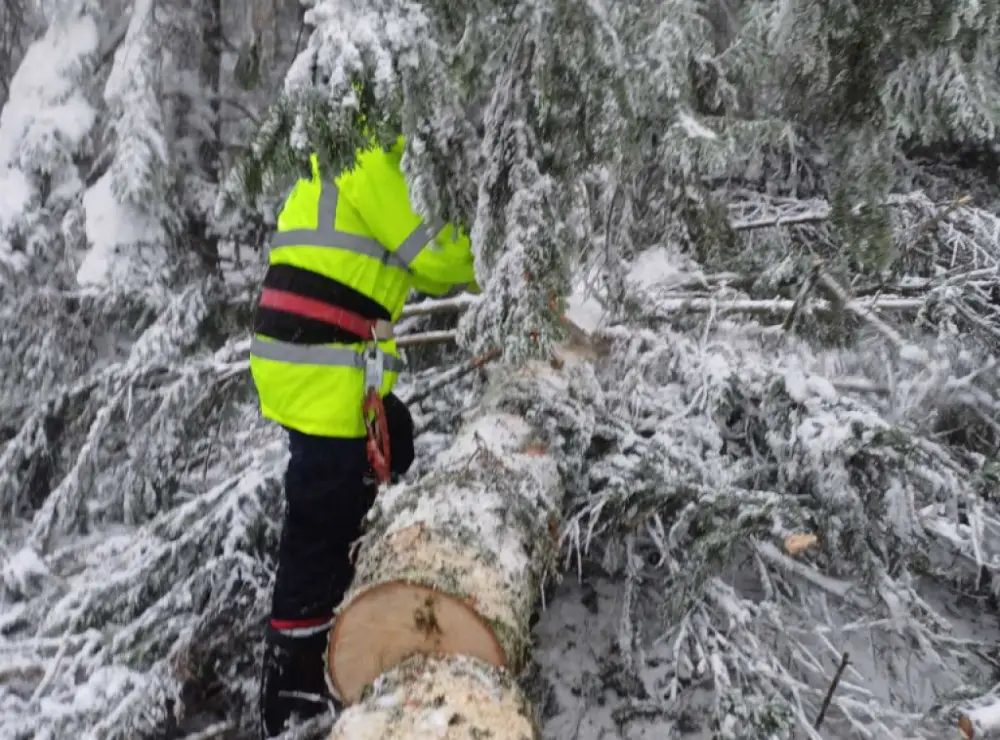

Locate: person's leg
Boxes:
[259,429,376,738]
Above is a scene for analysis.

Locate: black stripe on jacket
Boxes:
[253,263,391,345]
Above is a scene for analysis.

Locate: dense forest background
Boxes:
[1,0,998,738]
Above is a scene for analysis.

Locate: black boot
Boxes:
[258,624,339,738]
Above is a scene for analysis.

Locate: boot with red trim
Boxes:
[258,621,341,738]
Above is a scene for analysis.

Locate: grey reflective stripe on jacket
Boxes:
[250,336,405,373]
[270,181,437,271]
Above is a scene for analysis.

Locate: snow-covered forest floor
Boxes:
[2,1,1000,739]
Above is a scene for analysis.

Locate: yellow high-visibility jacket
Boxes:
[249,135,476,438]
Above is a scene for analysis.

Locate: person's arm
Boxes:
[408,271,454,297]
[339,137,477,288]
[407,221,477,287]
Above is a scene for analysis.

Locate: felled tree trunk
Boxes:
[329,653,539,739]
[325,344,594,737]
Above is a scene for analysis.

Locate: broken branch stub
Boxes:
[960,702,1000,739]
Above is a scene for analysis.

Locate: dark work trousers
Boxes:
[259,393,414,738]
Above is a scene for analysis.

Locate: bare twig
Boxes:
[402,349,502,406]
[396,330,457,347]
[814,652,850,730]
[732,210,833,231]
[180,721,235,740]
[399,293,480,318]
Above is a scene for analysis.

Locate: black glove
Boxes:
[383,392,415,477]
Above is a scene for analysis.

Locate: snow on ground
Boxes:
[626,245,694,290]
[534,573,710,740]
[533,566,999,740]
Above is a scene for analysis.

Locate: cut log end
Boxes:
[959,702,1000,739]
[329,653,539,740]
[328,581,506,704]
[960,715,973,739]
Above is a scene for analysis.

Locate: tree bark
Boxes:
[329,653,539,739]
[325,348,591,734]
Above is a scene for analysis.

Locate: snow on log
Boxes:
[329,653,539,739]
[326,353,579,707]
[960,701,1000,739]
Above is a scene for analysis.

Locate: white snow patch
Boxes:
[785,366,839,404]
[77,171,163,287]
[0,169,31,232]
[1,546,49,597]
[535,575,711,739]
[899,343,930,365]
[806,373,837,402]
[677,111,718,140]
[966,700,1000,734]
[433,412,534,469]
[565,291,606,335]
[0,169,30,271]
[784,366,809,403]
[627,246,686,289]
[0,15,99,171]
[71,665,136,712]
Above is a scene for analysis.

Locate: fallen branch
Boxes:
[394,329,459,347]
[399,293,480,318]
[180,721,235,740]
[393,287,931,330]
[732,210,833,231]
[646,295,924,319]
[726,191,972,232]
[396,294,928,342]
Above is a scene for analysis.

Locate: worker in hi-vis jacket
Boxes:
[249,134,478,737]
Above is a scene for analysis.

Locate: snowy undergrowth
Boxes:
[547,241,1000,737]
[4,241,997,739]
[0,307,479,738]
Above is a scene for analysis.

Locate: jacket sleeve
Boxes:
[341,138,477,288]
[408,222,477,288]
[408,271,453,297]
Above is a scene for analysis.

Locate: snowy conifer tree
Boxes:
[1,0,998,738]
